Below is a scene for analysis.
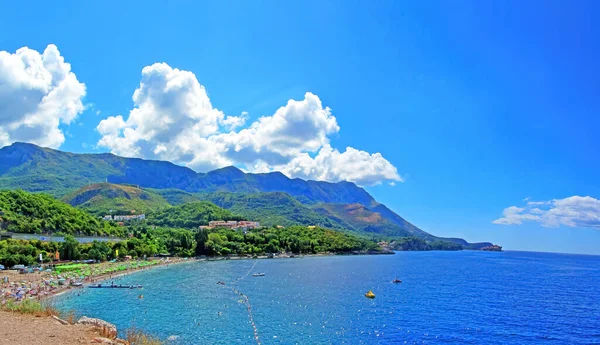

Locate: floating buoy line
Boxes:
[231,259,257,284]
[218,260,261,344]
[231,286,261,344]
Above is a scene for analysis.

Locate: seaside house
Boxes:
[112,214,146,222]
[204,220,260,230]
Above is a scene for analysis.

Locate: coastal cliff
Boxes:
[481,245,503,252]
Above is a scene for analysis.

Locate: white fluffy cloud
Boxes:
[0,45,86,148]
[280,144,403,185]
[493,196,600,228]
[97,63,401,185]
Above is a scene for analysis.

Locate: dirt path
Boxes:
[0,311,99,345]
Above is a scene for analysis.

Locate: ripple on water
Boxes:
[55,252,600,345]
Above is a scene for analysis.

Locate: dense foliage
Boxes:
[391,237,463,251]
[0,190,123,236]
[195,225,379,256]
[0,238,58,266]
[0,224,379,267]
[146,202,245,229]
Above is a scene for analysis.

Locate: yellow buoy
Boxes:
[365,290,375,298]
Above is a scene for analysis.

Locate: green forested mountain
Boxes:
[146,201,244,229]
[62,183,170,215]
[0,142,490,246]
[198,192,352,230]
[0,190,123,236]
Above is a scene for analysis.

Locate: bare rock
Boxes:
[77,316,117,339]
[51,315,70,325]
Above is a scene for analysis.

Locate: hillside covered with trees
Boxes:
[0,143,435,241]
[194,225,379,256]
[0,190,123,236]
[62,183,170,215]
[199,192,350,230]
[146,201,245,229]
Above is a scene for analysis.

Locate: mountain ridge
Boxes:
[0,142,373,204]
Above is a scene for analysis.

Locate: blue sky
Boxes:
[1,1,599,254]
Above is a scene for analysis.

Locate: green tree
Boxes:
[194,228,209,256]
[60,235,80,260]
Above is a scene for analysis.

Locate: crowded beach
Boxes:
[1,258,186,305]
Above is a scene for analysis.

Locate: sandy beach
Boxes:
[0,258,191,345]
[1,258,190,304]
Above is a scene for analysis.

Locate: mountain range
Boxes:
[0,142,492,248]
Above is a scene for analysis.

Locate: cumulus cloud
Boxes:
[0,44,86,148]
[279,144,402,185]
[492,196,600,229]
[97,62,400,185]
[221,111,248,131]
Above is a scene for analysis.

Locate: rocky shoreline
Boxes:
[481,245,503,252]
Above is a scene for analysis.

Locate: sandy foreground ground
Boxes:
[0,310,100,345]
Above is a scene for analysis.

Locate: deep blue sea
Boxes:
[55,251,600,344]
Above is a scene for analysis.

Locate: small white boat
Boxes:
[252,273,265,277]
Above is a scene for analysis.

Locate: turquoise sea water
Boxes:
[55,251,600,344]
